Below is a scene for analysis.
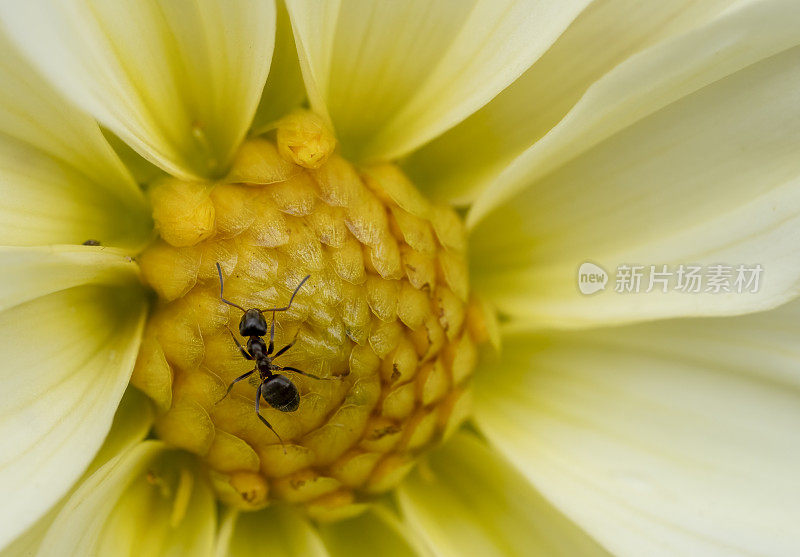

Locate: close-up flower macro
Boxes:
[1,0,800,555]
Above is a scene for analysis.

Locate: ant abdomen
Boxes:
[262,375,300,412]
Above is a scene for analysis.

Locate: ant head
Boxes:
[239,308,268,337]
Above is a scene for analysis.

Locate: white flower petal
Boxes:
[250,1,307,135]
[0,29,149,249]
[0,249,147,549]
[469,1,800,327]
[103,130,168,187]
[2,388,154,556]
[0,245,141,313]
[287,0,590,161]
[216,506,326,557]
[1,0,277,179]
[398,432,609,556]
[468,0,800,224]
[36,442,215,557]
[317,509,424,557]
[474,317,800,556]
[86,388,157,476]
[566,297,800,392]
[402,0,732,204]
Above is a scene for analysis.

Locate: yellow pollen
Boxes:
[133,110,484,521]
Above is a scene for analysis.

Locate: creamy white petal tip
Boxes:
[1,0,277,179]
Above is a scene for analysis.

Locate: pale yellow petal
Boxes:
[0,29,149,249]
[37,443,215,557]
[1,0,277,179]
[2,388,154,556]
[0,245,141,312]
[103,129,168,187]
[0,260,148,549]
[216,506,326,557]
[470,2,800,326]
[287,0,591,161]
[468,0,800,223]
[251,1,307,135]
[398,432,609,556]
[402,0,733,204]
[317,508,424,557]
[474,315,800,556]
[88,388,157,475]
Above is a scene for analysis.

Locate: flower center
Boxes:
[132,111,485,521]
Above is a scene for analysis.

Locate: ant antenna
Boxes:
[260,274,311,313]
[216,262,246,313]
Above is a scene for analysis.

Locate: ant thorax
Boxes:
[247,337,267,358]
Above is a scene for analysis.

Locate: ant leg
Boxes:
[255,382,286,454]
[267,311,276,355]
[226,326,253,360]
[216,369,256,404]
[278,365,330,381]
[259,274,310,313]
[272,329,300,359]
[216,262,246,312]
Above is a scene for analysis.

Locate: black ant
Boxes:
[214,262,328,451]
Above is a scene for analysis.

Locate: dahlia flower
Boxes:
[1,1,799,556]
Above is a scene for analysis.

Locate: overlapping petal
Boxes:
[402,0,733,204]
[217,506,326,557]
[287,0,591,161]
[0,28,150,249]
[0,0,277,180]
[317,509,426,557]
[0,247,148,549]
[473,307,800,556]
[398,432,609,556]
[250,0,307,135]
[0,245,141,311]
[469,0,800,327]
[35,442,215,557]
[3,388,154,556]
[217,502,425,557]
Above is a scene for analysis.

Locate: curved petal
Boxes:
[473,310,800,556]
[2,388,154,556]
[398,432,609,556]
[250,0,307,135]
[287,0,591,161]
[317,508,424,557]
[0,245,142,312]
[0,29,150,249]
[0,248,148,549]
[470,2,800,327]
[1,0,277,180]
[402,0,733,204]
[468,0,800,224]
[216,506,326,557]
[36,442,215,557]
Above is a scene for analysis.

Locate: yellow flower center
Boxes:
[132,111,487,521]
